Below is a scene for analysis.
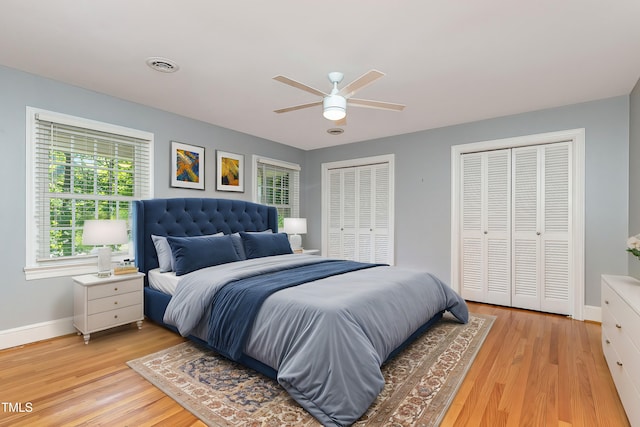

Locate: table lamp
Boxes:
[82,219,128,277]
[284,217,307,252]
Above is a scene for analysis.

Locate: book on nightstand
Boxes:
[113,261,139,275]
[113,266,139,275]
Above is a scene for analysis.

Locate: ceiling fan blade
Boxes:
[273,75,328,97]
[338,69,385,99]
[274,101,322,114]
[348,98,406,111]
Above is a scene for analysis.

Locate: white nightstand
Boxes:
[73,272,145,344]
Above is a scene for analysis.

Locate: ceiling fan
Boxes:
[273,69,405,125]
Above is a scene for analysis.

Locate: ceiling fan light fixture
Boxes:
[323,95,347,121]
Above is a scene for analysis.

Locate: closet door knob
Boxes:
[536,232,541,235]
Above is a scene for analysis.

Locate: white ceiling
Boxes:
[2,1,640,151]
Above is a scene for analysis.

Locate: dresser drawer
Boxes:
[88,290,142,315]
[603,283,640,355]
[602,331,640,426]
[603,328,640,394]
[87,278,141,300]
[87,304,143,331]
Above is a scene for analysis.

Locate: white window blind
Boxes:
[255,157,300,228]
[26,108,153,278]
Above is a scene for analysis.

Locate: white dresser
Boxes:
[73,272,144,344]
[601,275,640,426]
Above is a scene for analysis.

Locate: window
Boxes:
[25,108,153,279]
[253,156,300,228]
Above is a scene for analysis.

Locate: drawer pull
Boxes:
[114,315,118,319]
[114,287,118,291]
[615,323,622,329]
[616,361,623,367]
[605,339,611,344]
[114,301,118,305]
[604,300,609,304]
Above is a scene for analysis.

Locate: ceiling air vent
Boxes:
[146,57,179,73]
[327,128,344,135]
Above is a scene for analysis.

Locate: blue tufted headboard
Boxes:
[133,198,278,280]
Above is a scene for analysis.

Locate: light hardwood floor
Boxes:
[0,302,630,427]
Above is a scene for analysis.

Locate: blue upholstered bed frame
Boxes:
[132,197,442,378]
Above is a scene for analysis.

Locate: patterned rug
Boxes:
[127,313,494,426]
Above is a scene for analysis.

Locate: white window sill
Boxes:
[24,263,97,280]
[24,255,130,280]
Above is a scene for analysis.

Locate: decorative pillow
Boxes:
[230,230,272,260]
[240,232,292,259]
[151,235,174,272]
[152,233,223,272]
[166,234,239,276]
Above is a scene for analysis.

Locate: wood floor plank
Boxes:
[0,302,631,427]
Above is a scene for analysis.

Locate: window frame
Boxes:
[24,107,154,280]
[252,155,301,229]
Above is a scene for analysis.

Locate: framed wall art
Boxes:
[171,141,205,190]
[216,150,244,192]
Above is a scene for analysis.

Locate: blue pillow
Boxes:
[240,232,292,259]
[230,230,273,260]
[153,233,222,272]
[166,234,239,276]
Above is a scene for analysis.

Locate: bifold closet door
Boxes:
[460,149,511,305]
[512,142,571,315]
[327,163,392,264]
[356,163,391,264]
[328,168,357,260]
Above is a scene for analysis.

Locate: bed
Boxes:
[133,197,468,426]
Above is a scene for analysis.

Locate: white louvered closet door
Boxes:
[327,168,357,260]
[512,142,571,314]
[372,163,391,263]
[460,150,511,305]
[327,169,343,259]
[326,162,392,264]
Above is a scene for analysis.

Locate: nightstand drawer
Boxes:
[87,278,141,300]
[88,290,142,315]
[87,304,143,331]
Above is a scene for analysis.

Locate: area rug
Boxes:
[127,313,494,426]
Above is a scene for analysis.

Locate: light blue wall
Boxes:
[304,96,630,307]
[630,78,640,279]
[0,62,633,333]
[0,65,305,331]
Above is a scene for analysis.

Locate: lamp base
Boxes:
[96,246,112,277]
[289,234,302,251]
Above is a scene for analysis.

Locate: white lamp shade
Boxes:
[283,218,307,235]
[82,220,128,246]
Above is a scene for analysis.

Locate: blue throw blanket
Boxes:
[207,259,383,360]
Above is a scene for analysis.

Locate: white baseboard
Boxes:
[583,305,601,323]
[0,317,75,350]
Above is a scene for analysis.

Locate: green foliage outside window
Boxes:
[47,149,134,258]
